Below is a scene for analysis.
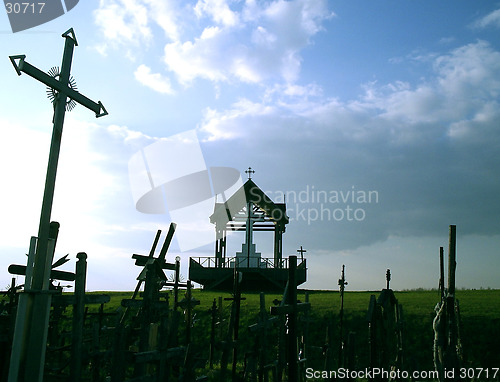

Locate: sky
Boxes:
[1,0,500,292]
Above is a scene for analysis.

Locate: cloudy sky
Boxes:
[1,0,499,291]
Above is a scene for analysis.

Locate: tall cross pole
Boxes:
[8,28,107,382]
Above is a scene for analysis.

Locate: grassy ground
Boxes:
[90,288,500,374]
[2,288,498,380]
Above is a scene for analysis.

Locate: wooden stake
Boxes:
[70,252,87,381]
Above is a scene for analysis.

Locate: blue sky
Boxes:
[1,0,500,291]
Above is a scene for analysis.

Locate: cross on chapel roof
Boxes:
[245,167,255,180]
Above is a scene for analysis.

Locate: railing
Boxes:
[190,256,306,269]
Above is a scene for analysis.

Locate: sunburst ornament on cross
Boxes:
[45,66,78,111]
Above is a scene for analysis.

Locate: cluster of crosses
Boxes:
[4,28,466,382]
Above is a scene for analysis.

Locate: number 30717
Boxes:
[5,3,46,14]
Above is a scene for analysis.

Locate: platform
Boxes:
[189,256,307,292]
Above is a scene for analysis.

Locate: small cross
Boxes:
[245,167,255,179]
[338,264,348,291]
[297,246,307,260]
[386,268,391,290]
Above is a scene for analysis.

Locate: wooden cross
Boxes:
[248,292,278,378]
[245,166,255,179]
[270,256,310,382]
[132,224,178,276]
[297,246,306,261]
[386,268,391,290]
[220,268,246,380]
[8,28,107,382]
[338,264,348,366]
[177,280,200,344]
[120,224,177,324]
[299,292,314,364]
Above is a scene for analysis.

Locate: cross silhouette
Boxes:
[245,166,255,179]
[8,28,107,382]
[297,246,307,260]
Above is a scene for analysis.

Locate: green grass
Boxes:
[3,288,498,380]
[91,288,500,372]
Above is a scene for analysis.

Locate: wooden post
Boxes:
[338,264,348,367]
[444,224,459,379]
[136,263,157,377]
[270,256,310,382]
[70,252,87,381]
[220,268,245,380]
[120,230,162,325]
[9,221,59,382]
[258,292,268,382]
[231,270,243,381]
[395,304,404,368]
[439,247,445,300]
[448,225,456,296]
[248,292,278,381]
[185,281,193,345]
[367,294,378,376]
[174,256,180,311]
[287,256,298,381]
[209,298,217,369]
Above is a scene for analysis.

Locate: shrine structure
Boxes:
[189,169,307,291]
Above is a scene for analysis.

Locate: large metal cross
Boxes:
[8,28,107,382]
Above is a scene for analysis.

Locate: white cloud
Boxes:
[163,29,231,84]
[94,0,331,85]
[472,8,500,29]
[434,41,500,100]
[145,0,181,41]
[94,0,152,56]
[163,0,332,84]
[200,98,276,141]
[194,0,239,27]
[134,64,174,94]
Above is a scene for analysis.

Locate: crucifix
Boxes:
[8,28,107,382]
[245,166,255,179]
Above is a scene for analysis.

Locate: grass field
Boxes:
[2,288,498,380]
[91,288,500,374]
